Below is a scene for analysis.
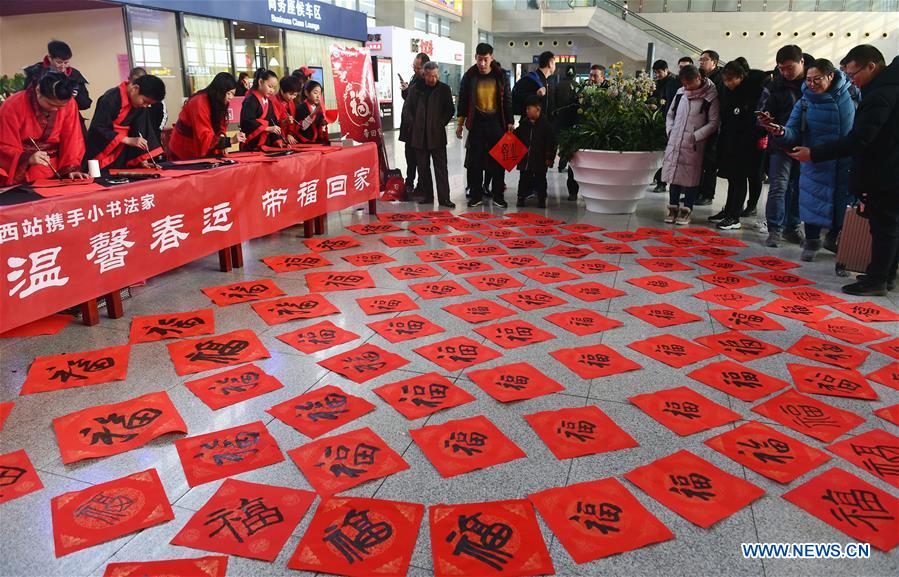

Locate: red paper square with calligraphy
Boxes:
[499,288,568,311]
[414,336,502,372]
[0,401,11,433]
[267,385,375,438]
[482,228,523,240]
[356,292,419,315]
[475,320,557,349]
[0,314,71,338]
[520,225,561,236]
[409,280,470,300]
[489,130,528,171]
[704,421,831,484]
[690,245,738,258]
[493,254,547,269]
[875,404,899,426]
[341,252,395,267]
[628,335,716,368]
[749,270,815,288]
[624,303,703,328]
[601,230,645,242]
[624,450,764,528]
[408,223,450,236]
[658,235,703,248]
[53,391,186,464]
[564,258,623,275]
[550,344,642,379]
[374,372,475,419]
[129,309,215,344]
[21,344,131,395]
[430,499,553,577]
[262,253,332,273]
[379,212,424,222]
[626,275,694,294]
[381,234,426,247]
[635,226,675,238]
[288,427,409,495]
[385,263,440,280]
[629,386,740,436]
[0,450,42,505]
[761,298,831,322]
[634,258,694,273]
[167,329,269,376]
[201,278,284,306]
[439,259,494,275]
[561,223,605,233]
[52,469,174,557]
[287,496,424,577]
[410,416,526,478]
[831,300,899,323]
[440,233,484,246]
[318,343,410,383]
[276,321,360,354]
[442,299,517,324]
[696,273,760,290]
[524,406,638,460]
[694,258,751,273]
[416,248,464,262]
[306,270,376,292]
[175,421,283,487]
[827,429,899,489]
[590,242,638,255]
[693,288,764,309]
[519,266,581,284]
[543,309,623,336]
[694,330,783,362]
[678,227,721,238]
[870,337,899,360]
[742,255,801,270]
[706,236,748,248]
[184,364,283,410]
[102,556,228,577]
[171,479,315,561]
[544,244,593,259]
[788,335,870,369]
[345,222,403,235]
[868,362,899,390]
[367,314,445,343]
[467,362,565,402]
[782,467,899,552]
[557,233,599,246]
[805,317,889,345]
[787,363,879,401]
[303,235,362,252]
[528,479,673,564]
[773,286,845,306]
[556,281,626,302]
[501,237,546,250]
[709,308,785,331]
[461,243,507,257]
[464,272,525,291]
[751,390,865,442]
[687,360,790,402]
[643,244,691,257]
[252,294,340,325]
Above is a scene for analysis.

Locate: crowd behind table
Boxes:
[2,39,898,300]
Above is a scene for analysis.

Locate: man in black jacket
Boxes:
[512,50,556,117]
[696,49,723,205]
[789,45,899,296]
[399,52,430,198]
[456,43,514,208]
[650,59,680,192]
[757,45,811,247]
[402,62,456,208]
[24,40,91,112]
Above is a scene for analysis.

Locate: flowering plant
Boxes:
[559,62,666,157]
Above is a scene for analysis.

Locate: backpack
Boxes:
[512,71,544,116]
[670,93,712,125]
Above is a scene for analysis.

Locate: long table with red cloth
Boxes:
[0,143,380,333]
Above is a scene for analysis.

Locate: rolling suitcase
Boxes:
[835,203,872,274]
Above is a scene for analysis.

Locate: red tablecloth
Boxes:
[0,143,380,332]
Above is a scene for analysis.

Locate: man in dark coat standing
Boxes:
[399,52,430,198]
[789,45,899,297]
[456,43,514,208]
[403,62,456,208]
[24,40,91,112]
[650,59,680,192]
[696,49,724,205]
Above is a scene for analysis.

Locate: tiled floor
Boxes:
[1,131,897,577]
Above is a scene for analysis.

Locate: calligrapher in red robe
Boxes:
[239,69,284,151]
[269,75,302,144]
[295,80,333,145]
[168,72,247,160]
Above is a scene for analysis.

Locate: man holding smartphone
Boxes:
[398,52,431,198]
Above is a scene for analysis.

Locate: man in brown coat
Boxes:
[402,61,456,208]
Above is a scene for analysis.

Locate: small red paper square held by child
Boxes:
[489,131,528,172]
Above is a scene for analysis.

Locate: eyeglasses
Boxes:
[698,57,713,63]
[843,67,862,80]
[805,75,828,85]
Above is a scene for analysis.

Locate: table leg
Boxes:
[368,199,378,215]
[303,220,314,238]
[80,299,99,326]
[218,247,233,272]
[104,290,124,319]
[231,244,244,268]
[314,215,326,235]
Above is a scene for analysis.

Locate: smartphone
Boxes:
[397,73,405,83]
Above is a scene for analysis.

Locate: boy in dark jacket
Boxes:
[515,95,557,208]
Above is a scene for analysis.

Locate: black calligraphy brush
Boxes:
[138,132,162,169]
[28,137,62,179]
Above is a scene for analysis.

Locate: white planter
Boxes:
[570,149,664,214]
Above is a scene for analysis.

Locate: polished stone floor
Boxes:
[0,131,896,577]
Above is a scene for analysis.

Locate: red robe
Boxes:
[295,98,330,145]
[168,92,229,160]
[86,81,163,169]
[239,90,282,151]
[270,93,300,142]
[0,88,85,185]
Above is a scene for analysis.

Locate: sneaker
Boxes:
[439,200,456,209]
[740,206,757,218]
[783,227,804,245]
[493,198,508,209]
[516,197,527,208]
[675,207,693,225]
[537,199,546,208]
[756,220,768,234]
[801,238,822,262]
[765,230,782,247]
[467,198,483,208]
[708,211,727,223]
[716,216,742,230]
[842,281,888,297]
[664,205,678,224]
[695,197,713,206]
[652,183,667,193]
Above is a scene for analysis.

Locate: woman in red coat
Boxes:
[0,71,88,185]
[168,72,246,160]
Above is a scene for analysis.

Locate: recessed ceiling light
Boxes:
[240,28,246,31]
[259,35,265,39]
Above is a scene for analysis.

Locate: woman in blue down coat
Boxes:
[767,58,855,262]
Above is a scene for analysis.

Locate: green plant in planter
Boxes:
[0,73,26,107]
[559,62,667,158]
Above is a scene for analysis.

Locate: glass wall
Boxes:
[181,15,232,94]
[233,22,285,80]
[125,5,184,127]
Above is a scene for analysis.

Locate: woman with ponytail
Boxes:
[169,72,246,160]
[294,81,331,145]
[0,70,88,185]
[239,68,284,151]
